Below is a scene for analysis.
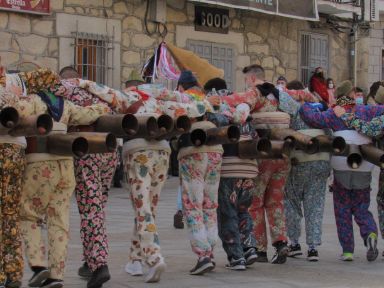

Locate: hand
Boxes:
[333,106,346,118]
[208,95,221,106]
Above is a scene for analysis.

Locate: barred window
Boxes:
[73,33,112,84]
[299,32,329,87]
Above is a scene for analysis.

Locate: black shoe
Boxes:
[78,262,92,278]
[225,258,246,271]
[307,249,319,262]
[189,257,214,275]
[288,244,303,257]
[254,250,268,263]
[5,279,21,288]
[244,248,258,266]
[40,278,63,288]
[173,210,184,229]
[28,267,50,287]
[87,265,111,288]
[271,242,289,264]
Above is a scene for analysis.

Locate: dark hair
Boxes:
[242,64,265,80]
[177,81,198,91]
[204,78,227,92]
[59,66,79,79]
[125,79,145,88]
[286,80,305,90]
[326,78,334,85]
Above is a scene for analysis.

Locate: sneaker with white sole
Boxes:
[28,267,50,287]
[125,261,143,276]
[225,258,246,271]
[288,244,303,257]
[340,252,353,261]
[271,242,289,264]
[244,248,258,266]
[366,233,378,262]
[145,259,166,283]
[307,249,319,262]
[189,257,214,275]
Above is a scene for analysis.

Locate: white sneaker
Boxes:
[145,258,166,283]
[125,261,143,276]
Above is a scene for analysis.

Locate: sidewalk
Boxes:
[22,171,384,287]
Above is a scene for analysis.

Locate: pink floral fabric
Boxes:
[179,152,222,258]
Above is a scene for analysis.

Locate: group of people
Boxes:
[1,62,384,288]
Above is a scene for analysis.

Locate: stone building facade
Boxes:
[0,0,351,90]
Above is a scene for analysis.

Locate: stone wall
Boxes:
[0,0,351,89]
[357,22,384,90]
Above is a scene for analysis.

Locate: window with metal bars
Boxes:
[299,32,329,87]
[73,33,112,84]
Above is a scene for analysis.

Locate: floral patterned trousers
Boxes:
[332,178,378,253]
[123,150,169,266]
[284,161,330,247]
[179,152,222,259]
[0,144,26,285]
[75,153,117,272]
[377,169,384,239]
[217,178,257,261]
[249,159,290,252]
[20,159,76,280]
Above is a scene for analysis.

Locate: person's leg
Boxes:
[0,144,25,285]
[47,160,76,281]
[351,187,378,243]
[74,154,105,272]
[249,160,270,253]
[179,153,210,258]
[127,150,165,267]
[332,179,354,254]
[146,150,169,265]
[202,152,222,259]
[237,179,257,263]
[303,161,330,249]
[377,169,384,239]
[264,159,290,246]
[20,162,52,272]
[217,178,243,261]
[284,164,305,249]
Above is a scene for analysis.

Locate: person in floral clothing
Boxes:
[300,80,384,262]
[0,86,27,288]
[279,81,331,261]
[122,115,170,283]
[12,87,110,288]
[332,104,384,257]
[208,65,291,264]
[57,68,118,288]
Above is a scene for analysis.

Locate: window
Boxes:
[187,40,235,91]
[299,32,329,86]
[73,33,112,84]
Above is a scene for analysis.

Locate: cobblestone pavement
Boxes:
[21,168,384,287]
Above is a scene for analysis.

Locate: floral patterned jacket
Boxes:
[299,103,384,131]
[340,113,384,137]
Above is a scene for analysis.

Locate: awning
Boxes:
[189,0,319,21]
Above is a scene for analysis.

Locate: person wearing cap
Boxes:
[300,80,384,262]
[276,76,287,90]
[332,84,384,258]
